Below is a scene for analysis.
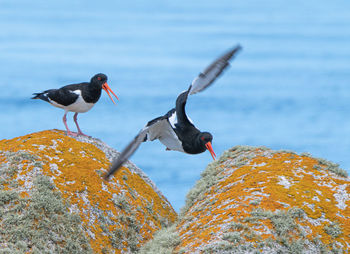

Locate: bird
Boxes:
[104,45,242,180]
[32,73,118,136]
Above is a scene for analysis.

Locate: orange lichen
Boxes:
[0,130,177,253]
[175,146,350,252]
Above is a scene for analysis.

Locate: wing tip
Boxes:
[103,160,124,180]
[227,44,243,60]
[234,44,243,51]
[103,168,113,181]
[103,167,117,181]
[103,174,110,181]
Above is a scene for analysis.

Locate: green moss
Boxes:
[180,160,219,216]
[279,149,347,178]
[199,208,312,253]
[227,222,249,231]
[316,158,348,178]
[324,223,342,239]
[247,208,305,239]
[138,224,180,254]
[249,199,261,206]
[222,232,243,243]
[0,151,92,253]
[113,193,130,211]
[300,152,312,157]
[201,241,238,254]
[109,210,143,252]
[0,190,19,206]
[180,146,262,216]
[177,146,349,253]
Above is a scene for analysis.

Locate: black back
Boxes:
[171,88,207,154]
[32,73,107,106]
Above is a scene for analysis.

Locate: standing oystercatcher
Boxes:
[32,73,118,136]
[104,45,242,180]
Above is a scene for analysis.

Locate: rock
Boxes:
[141,146,350,253]
[0,130,177,253]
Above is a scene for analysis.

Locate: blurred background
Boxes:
[1,0,349,211]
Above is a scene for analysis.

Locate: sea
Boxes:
[1,0,349,211]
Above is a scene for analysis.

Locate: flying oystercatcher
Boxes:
[32,73,118,136]
[104,45,242,180]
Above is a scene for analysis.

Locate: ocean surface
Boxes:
[1,0,349,211]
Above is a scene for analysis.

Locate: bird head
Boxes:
[91,73,119,104]
[199,132,216,160]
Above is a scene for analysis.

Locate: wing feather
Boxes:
[104,127,149,180]
[189,45,242,95]
[104,118,169,180]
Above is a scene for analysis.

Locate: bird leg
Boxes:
[73,113,89,137]
[63,112,77,136]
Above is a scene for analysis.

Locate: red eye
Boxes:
[201,137,205,141]
[97,77,101,81]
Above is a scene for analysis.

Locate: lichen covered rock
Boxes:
[143,146,350,253]
[0,130,177,253]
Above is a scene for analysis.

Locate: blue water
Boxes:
[1,0,350,211]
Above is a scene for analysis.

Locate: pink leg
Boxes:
[63,112,77,136]
[73,113,89,136]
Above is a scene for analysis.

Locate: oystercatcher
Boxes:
[104,45,242,180]
[32,73,118,136]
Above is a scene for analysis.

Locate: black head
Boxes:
[90,73,119,104]
[199,132,213,144]
[91,73,108,87]
[198,132,216,160]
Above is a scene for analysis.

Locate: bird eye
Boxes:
[201,137,205,141]
[97,77,101,81]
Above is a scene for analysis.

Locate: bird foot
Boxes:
[78,132,91,137]
[166,147,171,151]
[66,131,78,137]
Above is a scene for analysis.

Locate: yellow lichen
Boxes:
[176,147,350,252]
[0,130,177,253]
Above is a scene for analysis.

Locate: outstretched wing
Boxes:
[189,45,242,95]
[104,128,149,180]
[104,117,169,180]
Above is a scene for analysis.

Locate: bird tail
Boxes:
[31,92,50,102]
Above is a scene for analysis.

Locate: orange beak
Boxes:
[205,141,216,160]
[102,82,119,104]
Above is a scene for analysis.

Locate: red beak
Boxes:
[205,141,216,160]
[102,82,119,104]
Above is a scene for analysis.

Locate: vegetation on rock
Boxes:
[0,130,177,253]
[143,146,350,253]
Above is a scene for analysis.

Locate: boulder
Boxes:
[141,146,350,253]
[0,130,177,253]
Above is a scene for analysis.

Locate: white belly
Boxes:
[65,95,95,113]
[49,90,95,113]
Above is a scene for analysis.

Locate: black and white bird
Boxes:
[32,73,118,136]
[104,45,242,180]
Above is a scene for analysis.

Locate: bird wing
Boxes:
[173,46,242,129]
[174,89,193,127]
[104,118,169,180]
[189,45,242,95]
[45,87,80,106]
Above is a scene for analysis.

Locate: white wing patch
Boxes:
[158,122,184,152]
[168,111,177,128]
[146,117,184,152]
[169,107,193,126]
